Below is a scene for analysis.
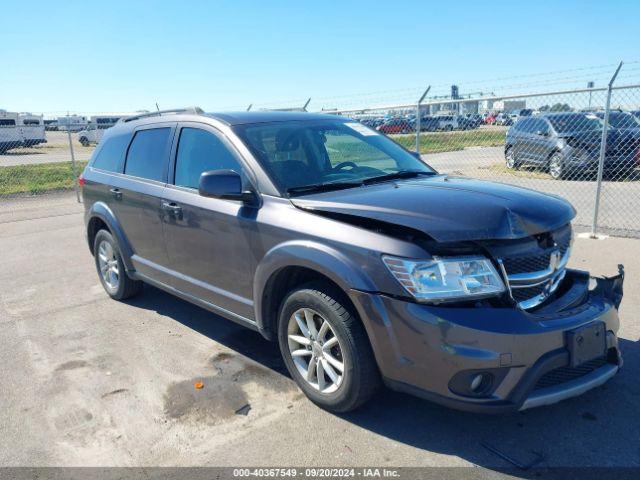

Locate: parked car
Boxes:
[82,108,624,413]
[483,112,498,125]
[495,113,514,126]
[44,119,59,131]
[465,114,483,128]
[458,115,480,130]
[505,112,637,179]
[78,115,126,146]
[593,111,640,131]
[377,118,413,134]
[433,115,458,131]
[417,116,441,132]
[516,109,533,117]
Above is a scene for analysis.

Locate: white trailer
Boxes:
[18,113,46,147]
[57,115,87,132]
[0,111,46,153]
[77,113,133,146]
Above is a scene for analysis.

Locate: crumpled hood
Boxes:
[291,175,576,242]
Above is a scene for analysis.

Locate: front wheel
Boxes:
[505,147,519,170]
[549,152,566,180]
[277,283,380,413]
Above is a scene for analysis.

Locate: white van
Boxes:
[77,115,127,146]
[0,111,46,153]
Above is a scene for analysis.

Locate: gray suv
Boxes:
[81,107,624,413]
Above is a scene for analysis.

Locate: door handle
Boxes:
[109,188,122,200]
[161,201,183,218]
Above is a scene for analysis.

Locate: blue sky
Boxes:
[2,0,639,114]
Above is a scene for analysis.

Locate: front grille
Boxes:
[534,356,608,391]
[502,237,571,275]
[511,284,545,302]
[504,253,552,275]
[500,224,572,309]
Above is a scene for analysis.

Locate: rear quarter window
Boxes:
[124,128,172,181]
[91,133,130,172]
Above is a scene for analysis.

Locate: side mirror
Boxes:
[198,170,256,204]
[535,130,548,137]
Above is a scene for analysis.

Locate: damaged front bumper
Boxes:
[349,266,624,413]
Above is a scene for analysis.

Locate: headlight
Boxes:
[382,255,505,302]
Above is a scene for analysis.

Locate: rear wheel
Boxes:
[277,283,380,412]
[93,229,142,300]
[79,137,90,147]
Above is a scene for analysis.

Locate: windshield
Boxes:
[234,120,436,194]
[547,113,603,134]
[606,112,640,129]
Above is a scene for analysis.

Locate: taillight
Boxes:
[78,173,85,188]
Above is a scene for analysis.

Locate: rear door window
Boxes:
[124,128,172,181]
[174,127,244,189]
[92,133,130,172]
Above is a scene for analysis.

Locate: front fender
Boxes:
[253,240,378,332]
[85,201,135,271]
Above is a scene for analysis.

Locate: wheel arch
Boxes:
[254,241,377,341]
[85,201,135,271]
[546,147,563,164]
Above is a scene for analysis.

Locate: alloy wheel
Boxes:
[97,240,120,291]
[287,307,345,394]
[505,149,517,169]
[549,154,563,179]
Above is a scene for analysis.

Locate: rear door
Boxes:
[107,123,176,278]
[160,123,256,320]
[511,117,532,160]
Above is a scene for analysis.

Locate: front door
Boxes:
[528,118,553,164]
[161,123,256,321]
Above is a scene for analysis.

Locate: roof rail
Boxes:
[121,106,204,123]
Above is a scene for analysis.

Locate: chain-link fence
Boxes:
[0,113,115,205]
[326,81,640,237]
[2,70,640,237]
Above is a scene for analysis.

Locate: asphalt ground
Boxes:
[0,192,639,473]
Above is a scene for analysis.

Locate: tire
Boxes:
[277,282,380,413]
[548,152,565,180]
[93,229,142,300]
[79,137,90,147]
[444,124,453,131]
[505,146,519,170]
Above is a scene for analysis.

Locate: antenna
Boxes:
[156,103,160,112]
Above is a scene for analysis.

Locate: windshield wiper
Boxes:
[361,170,436,185]
[287,181,363,196]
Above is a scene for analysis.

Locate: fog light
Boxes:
[470,374,484,392]
[449,368,508,398]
